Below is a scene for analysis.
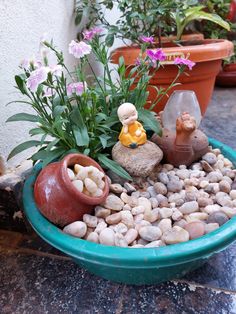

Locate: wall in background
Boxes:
[0,0,77,165]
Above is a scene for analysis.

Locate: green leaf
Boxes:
[6,113,38,123]
[53,106,66,118]
[46,139,60,151]
[99,135,111,149]
[138,109,162,136]
[105,33,115,47]
[31,147,65,167]
[7,140,41,160]
[29,128,45,136]
[75,10,83,25]
[70,108,90,146]
[98,154,132,181]
[42,148,65,167]
[15,75,28,95]
[73,126,90,147]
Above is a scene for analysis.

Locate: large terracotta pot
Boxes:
[34,154,109,227]
[216,1,236,87]
[111,39,233,114]
[216,64,236,87]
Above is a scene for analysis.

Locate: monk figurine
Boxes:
[117,103,147,148]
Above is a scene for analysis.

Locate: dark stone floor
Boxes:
[1,87,236,314]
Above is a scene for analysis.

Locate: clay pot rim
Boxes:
[61,153,109,205]
[111,39,234,64]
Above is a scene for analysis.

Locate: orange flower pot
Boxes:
[111,39,233,115]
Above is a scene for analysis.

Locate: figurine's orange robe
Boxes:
[119,121,147,147]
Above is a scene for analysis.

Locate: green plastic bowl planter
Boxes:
[23,138,236,285]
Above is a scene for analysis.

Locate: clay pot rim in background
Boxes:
[111,39,233,64]
[60,153,109,205]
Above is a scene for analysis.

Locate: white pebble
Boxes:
[95,221,107,234]
[159,207,173,219]
[221,206,236,218]
[230,190,236,200]
[125,228,138,244]
[94,206,111,218]
[158,219,172,233]
[67,168,75,180]
[145,240,164,248]
[84,178,97,194]
[114,233,128,247]
[103,194,124,211]
[83,214,98,228]
[131,206,145,215]
[121,210,134,228]
[87,232,99,243]
[63,221,87,238]
[162,226,189,244]
[205,223,219,233]
[105,212,122,225]
[139,226,162,242]
[202,153,217,165]
[114,223,128,234]
[99,228,115,246]
[179,201,199,214]
[72,179,84,192]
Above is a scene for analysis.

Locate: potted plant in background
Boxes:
[75,0,233,114]
[198,0,236,86]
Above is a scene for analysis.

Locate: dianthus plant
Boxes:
[7,30,193,179]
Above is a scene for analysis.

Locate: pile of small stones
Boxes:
[67,164,105,197]
[63,147,236,248]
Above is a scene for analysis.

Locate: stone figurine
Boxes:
[117,103,147,148]
[112,103,163,177]
[152,112,209,167]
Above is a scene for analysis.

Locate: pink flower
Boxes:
[50,65,63,77]
[140,36,154,44]
[26,67,49,92]
[68,40,92,58]
[146,49,166,62]
[67,82,87,96]
[43,87,55,98]
[20,57,41,70]
[135,58,141,66]
[20,59,30,70]
[174,57,196,70]
[83,27,103,41]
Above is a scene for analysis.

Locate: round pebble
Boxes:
[202,152,217,165]
[139,226,162,242]
[154,182,167,195]
[99,228,115,246]
[207,211,229,226]
[184,221,205,239]
[162,226,189,244]
[63,221,87,238]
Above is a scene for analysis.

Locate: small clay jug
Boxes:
[34,154,109,227]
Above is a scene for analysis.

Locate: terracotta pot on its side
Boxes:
[34,154,109,227]
[111,39,233,115]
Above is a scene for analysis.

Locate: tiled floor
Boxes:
[1,87,236,314]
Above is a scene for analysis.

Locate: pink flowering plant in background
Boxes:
[7,30,194,179]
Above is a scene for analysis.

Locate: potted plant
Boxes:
[6,32,190,179]
[75,0,233,114]
[198,0,236,86]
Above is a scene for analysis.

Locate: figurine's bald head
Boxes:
[117,103,138,125]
